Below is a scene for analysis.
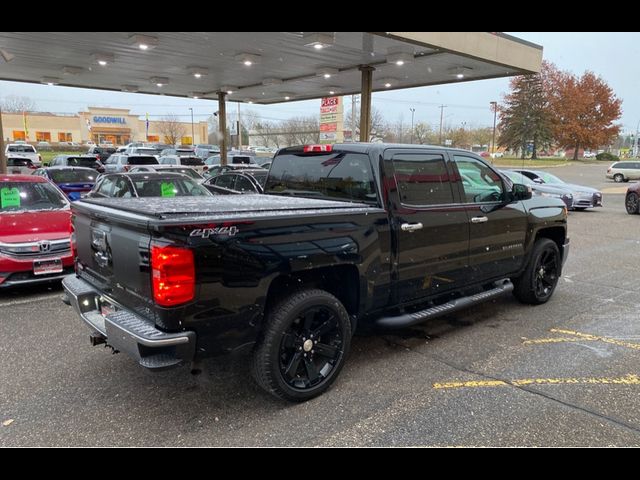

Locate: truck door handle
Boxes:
[471,216,488,224]
[401,222,424,232]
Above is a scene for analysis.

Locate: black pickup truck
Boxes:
[63,143,569,402]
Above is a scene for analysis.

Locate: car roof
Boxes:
[1,175,48,183]
[44,166,99,171]
[104,172,190,180]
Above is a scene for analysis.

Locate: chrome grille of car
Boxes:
[0,239,71,258]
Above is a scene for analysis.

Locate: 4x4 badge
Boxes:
[190,226,239,238]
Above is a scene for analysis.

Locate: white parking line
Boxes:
[0,293,61,308]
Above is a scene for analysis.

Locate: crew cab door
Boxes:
[450,154,528,281]
[386,149,470,303]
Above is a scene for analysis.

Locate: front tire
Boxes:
[252,289,352,402]
[614,173,625,183]
[626,193,640,214]
[513,239,561,305]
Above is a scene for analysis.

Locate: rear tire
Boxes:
[513,239,561,305]
[252,289,352,402]
[626,193,640,214]
[613,173,625,183]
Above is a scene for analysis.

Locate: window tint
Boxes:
[235,175,255,192]
[96,177,116,196]
[454,155,504,203]
[128,156,159,165]
[214,175,236,189]
[113,178,132,198]
[392,153,454,206]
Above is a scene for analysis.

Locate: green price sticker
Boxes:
[160,182,176,197]
[0,187,21,208]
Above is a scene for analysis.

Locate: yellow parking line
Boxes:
[522,337,597,345]
[433,374,640,390]
[550,328,640,351]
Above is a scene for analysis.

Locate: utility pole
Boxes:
[0,105,6,174]
[438,105,446,145]
[410,107,415,144]
[490,101,498,160]
[189,108,194,145]
[634,120,640,157]
[351,94,358,142]
[237,101,241,150]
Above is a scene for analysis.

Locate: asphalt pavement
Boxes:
[1,162,639,446]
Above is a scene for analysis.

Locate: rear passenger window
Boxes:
[215,175,236,189]
[235,175,255,192]
[392,154,454,206]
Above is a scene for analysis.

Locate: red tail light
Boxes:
[303,144,333,153]
[151,245,195,307]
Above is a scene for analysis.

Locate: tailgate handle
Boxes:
[401,222,423,232]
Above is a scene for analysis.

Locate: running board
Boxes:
[375,279,514,329]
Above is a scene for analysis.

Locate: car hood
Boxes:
[532,184,572,196]
[558,183,600,194]
[0,209,71,243]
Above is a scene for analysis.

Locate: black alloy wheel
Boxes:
[533,248,560,300]
[513,238,561,305]
[626,193,639,214]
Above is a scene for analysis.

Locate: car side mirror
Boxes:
[533,178,544,184]
[511,183,532,201]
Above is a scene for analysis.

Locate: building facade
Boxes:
[2,107,208,145]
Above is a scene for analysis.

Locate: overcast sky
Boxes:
[1,32,638,133]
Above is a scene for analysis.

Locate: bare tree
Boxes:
[252,120,283,148]
[1,95,36,113]
[158,114,186,145]
[281,116,320,145]
[344,106,387,141]
[413,122,437,144]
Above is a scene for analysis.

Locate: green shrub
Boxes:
[595,152,619,162]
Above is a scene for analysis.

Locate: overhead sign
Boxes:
[93,116,127,124]
[319,96,344,144]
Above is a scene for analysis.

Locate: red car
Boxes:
[0,175,75,288]
[626,182,640,215]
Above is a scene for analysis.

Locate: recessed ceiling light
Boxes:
[150,76,169,87]
[317,67,339,79]
[386,47,414,66]
[41,76,60,86]
[327,86,340,95]
[379,78,398,88]
[235,53,261,66]
[121,85,139,93]
[450,67,472,79]
[189,92,204,99]
[221,85,237,95]
[281,92,294,101]
[129,34,158,51]
[303,32,334,49]
[244,98,255,104]
[93,53,114,66]
[187,66,209,79]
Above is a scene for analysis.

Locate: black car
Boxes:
[87,146,116,163]
[203,169,268,194]
[86,172,213,198]
[49,154,105,173]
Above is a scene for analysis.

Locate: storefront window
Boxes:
[58,132,73,142]
[36,132,51,142]
[181,136,193,145]
[13,131,26,141]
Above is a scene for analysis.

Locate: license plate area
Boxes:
[99,297,118,317]
[33,258,63,275]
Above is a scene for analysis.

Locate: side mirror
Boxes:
[533,178,544,184]
[511,183,532,201]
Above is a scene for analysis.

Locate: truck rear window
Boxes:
[128,156,159,165]
[67,157,101,168]
[8,145,36,153]
[265,152,376,204]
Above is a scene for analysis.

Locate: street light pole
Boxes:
[189,108,194,145]
[409,108,415,144]
[490,101,498,159]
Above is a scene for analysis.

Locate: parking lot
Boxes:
[1,162,639,447]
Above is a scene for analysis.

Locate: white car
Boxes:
[583,151,597,158]
[5,143,42,167]
[490,151,504,159]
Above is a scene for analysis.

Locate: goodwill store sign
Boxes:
[92,116,127,124]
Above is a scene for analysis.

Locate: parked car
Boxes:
[205,163,265,177]
[583,151,597,158]
[48,154,105,173]
[87,146,117,163]
[123,146,161,157]
[5,157,37,174]
[260,161,272,169]
[158,155,208,175]
[500,170,574,209]
[33,167,99,201]
[606,161,640,183]
[203,169,268,195]
[159,147,195,157]
[0,175,73,288]
[5,143,42,167]
[37,141,52,150]
[103,154,159,173]
[128,165,206,182]
[512,169,602,210]
[62,143,569,402]
[205,153,260,168]
[194,144,220,159]
[625,182,640,214]
[85,172,212,199]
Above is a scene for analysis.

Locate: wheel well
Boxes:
[535,227,565,254]
[265,266,360,316]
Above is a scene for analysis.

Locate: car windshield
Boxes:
[49,169,98,184]
[131,177,212,197]
[265,152,377,204]
[534,171,565,184]
[503,171,534,185]
[0,182,68,212]
[8,145,36,153]
[66,157,100,168]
